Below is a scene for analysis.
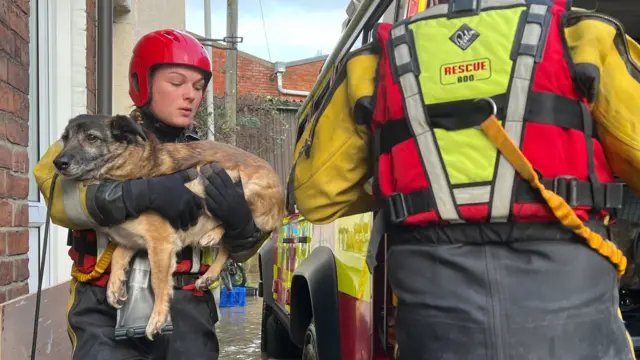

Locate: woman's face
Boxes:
[148,65,206,128]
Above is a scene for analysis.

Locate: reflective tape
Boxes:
[391,24,461,222]
[61,178,96,229]
[490,4,550,221]
[454,185,492,205]
[96,232,109,259]
[191,247,202,273]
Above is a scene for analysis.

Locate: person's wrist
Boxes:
[122,178,152,217]
[225,219,259,240]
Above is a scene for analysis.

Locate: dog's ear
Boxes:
[110,115,147,144]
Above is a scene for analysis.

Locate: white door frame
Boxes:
[28,0,88,293]
[28,0,52,293]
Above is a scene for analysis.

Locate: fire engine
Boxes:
[257,0,640,359]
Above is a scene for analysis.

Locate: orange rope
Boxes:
[70,242,117,282]
[479,114,626,277]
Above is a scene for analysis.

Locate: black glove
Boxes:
[121,169,204,230]
[200,163,259,244]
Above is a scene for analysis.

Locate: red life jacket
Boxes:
[369,0,623,227]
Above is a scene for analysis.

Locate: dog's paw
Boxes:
[106,275,128,308]
[199,227,225,247]
[145,307,169,341]
[195,275,218,290]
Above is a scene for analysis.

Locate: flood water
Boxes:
[216,294,266,360]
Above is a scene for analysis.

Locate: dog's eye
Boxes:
[86,134,98,142]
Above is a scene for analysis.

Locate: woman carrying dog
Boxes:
[33,29,267,359]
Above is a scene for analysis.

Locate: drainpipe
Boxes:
[274,62,310,97]
[97,0,114,115]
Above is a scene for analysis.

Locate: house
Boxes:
[0,0,194,357]
[207,43,326,101]
[0,0,328,356]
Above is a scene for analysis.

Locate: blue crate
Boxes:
[219,287,246,307]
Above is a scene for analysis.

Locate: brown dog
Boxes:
[53,114,285,339]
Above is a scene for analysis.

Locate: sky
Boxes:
[185,0,348,63]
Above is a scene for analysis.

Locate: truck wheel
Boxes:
[261,302,300,358]
[302,321,319,360]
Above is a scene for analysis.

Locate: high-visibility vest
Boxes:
[370,0,623,227]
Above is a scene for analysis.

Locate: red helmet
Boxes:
[128,29,213,107]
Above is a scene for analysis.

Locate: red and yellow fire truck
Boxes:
[259,212,394,359]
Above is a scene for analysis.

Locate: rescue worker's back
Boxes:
[288,0,640,358]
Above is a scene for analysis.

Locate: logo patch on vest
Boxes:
[440,58,492,85]
[450,24,480,50]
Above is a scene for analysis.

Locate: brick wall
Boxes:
[86,0,96,114]
[280,61,324,95]
[0,0,31,303]
[210,47,324,101]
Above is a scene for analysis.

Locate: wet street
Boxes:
[216,293,269,360]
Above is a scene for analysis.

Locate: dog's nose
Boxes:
[53,155,72,171]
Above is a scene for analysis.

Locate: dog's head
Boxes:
[53,114,148,180]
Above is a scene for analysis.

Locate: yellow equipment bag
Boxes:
[287,45,379,224]
[563,10,640,194]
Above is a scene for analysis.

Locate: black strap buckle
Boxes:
[604,182,624,209]
[386,192,408,224]
[553,176,579,208]
[173,274,199,288]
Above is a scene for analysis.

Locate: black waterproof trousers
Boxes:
[387,221,634,360]
[66,280,220,360]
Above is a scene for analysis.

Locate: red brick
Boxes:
[0,1,8,31]
[0,231,5,256]
[13,34,28,66]
[12,202,27,226]
[0,260,14,286]
[0,52,7,82]
[6,229,27,255]
[0,142,11,169]
[8,4,28,41]
[87,0,96,13]
[0,21,14,56]
[5,117,27,146]
[13,257,28,281]
[8,283,28,301]
[15,0,29,15]
[14,91,27,121]
[7,173,28,198]
[12,149,27,173]
[0,289,6,304]
[86,68,96,92]
[0,116,5,140]
[0,199,11,226]
[0,85,19,114]
[7,60,27,93]
[0,170,6,197]
[87,90,96,114]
